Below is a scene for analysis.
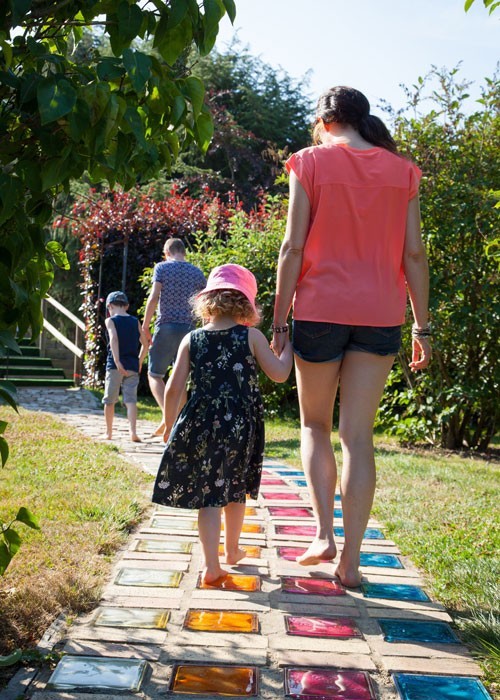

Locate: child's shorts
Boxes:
[292,321,402,363]
[103,369,139,404]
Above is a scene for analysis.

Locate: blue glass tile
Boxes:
[379,618,460,644]
[393,673,492,699]
[334,509,343,519]
[359,552,404,569]
[362,583,430,602]
[334,527,385,539]
[334,494,342,503]
[277,470,306,477]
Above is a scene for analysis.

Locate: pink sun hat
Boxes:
[198,263,258,314]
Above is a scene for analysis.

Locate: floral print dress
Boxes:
[152,325,264,509]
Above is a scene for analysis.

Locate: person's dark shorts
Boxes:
[148,322,193,377]
[292,321,402,363]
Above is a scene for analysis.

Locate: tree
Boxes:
[464,0,500,13]
[377,66,499,450]
[0,0,234,575]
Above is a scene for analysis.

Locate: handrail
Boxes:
[42,319,84,359]
[45,294,85,331]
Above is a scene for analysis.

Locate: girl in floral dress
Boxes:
[152,264,293,583]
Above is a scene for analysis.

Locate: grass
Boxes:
[0,407,154,664]
[265,417,500,696]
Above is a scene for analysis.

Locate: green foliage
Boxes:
[464,0,500,13]
[0,506,40,576]
[377,67,499,450]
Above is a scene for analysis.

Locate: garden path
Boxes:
[5,387,489,700]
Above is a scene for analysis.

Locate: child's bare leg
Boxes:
[198,507,226,583]
[223,502,247,564]
[103,404,114,439]
[125,402,141,442]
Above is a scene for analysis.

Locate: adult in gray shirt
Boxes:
[142,238,206,435]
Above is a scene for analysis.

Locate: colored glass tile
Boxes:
[245,507,257,516]
[47,656,147,692]
[362,583,430,602]
[198,573,261,591]
[93,606,169,629]
[285,614,362,638]
[281,576,346,596]
[378,618,460,644]
[170,664,258,696]
[333,527,385,539]
[220,522,263,533]
[150,517,197,530]
[334,494,342,503]
[359,552,403,568]
[218,544,261,558]
[155,506,195,517]
[261,478,287,485]
[285,668,375,699]
[114,567,182,588]
[268,507,313,518]
[274,470,306,476]
[393,673,491,700]
[134,539,193,554]
[184,610,259,633]
[289,479,308,487]
[277,546,306,561]
[261,492,302,500]
[276,525,315,536]
[334,509,343,519]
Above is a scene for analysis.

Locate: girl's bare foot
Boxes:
[99,433,113,440]
[334,563,362,588]
[296,538,337,566]
[224,547,247,565]
[201,566,228,585]
[130,434,142,442]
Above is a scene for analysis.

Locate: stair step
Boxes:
[0,366,67,378]
[0,356,53,367]
[19,346,41,358]
[8,377,74,387]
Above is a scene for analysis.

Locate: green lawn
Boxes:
[266,418,500,694]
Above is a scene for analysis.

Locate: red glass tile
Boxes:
[268,507,313,518]
[285,615,362,638]
[261,492,302,501]
[277,546,307,561]
[276,524,316,536]
[281,576,346,596]
[285,668,375,699]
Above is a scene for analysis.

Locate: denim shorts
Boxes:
[292,320,402,363]
[148,322,193,377]
[103,369,139,404]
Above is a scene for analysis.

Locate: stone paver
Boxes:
[12,387,488,700]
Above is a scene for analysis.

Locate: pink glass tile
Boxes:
[268,507,313,518]
[261,492,302,501]
[285,668,375,699]
[276,524,316,536]
[278,546,307,561]
[285,615,362,639]
[281,576,346,596]
[261,478,287,485]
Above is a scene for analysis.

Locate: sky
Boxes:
[215,0,499,116]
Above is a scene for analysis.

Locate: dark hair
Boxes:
[313,86,398,154]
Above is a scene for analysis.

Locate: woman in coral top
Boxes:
[272,86,431,587]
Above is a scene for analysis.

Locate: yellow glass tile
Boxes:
[184,610,259,633]
[171,664,257,696]
[197,573,261,591]
[218,544,261,559]
[221,522,262,534]
[245,507,257,516]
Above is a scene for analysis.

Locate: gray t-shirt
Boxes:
[153,260,206,326]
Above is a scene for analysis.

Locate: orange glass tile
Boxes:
[221,522,263,534]
[218,544,261,558]
[170,664,258,696]
[197,573,261,591]
[245,507,257,516]
[184,610,259,633]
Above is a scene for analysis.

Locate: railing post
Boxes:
[74,325,83,386]
[39,299,47,357]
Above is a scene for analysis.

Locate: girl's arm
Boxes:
[273,171,310,353]
[402,195,431,371]
[163,333,191,441]
[249,328,293,383]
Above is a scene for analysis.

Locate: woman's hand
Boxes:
[270,327,289,356]
[409,336,431,371]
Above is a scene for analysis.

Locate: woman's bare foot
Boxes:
[296,538,337,566]
[201,566,228,585]
[334,563,362,588]
[99,433,113,440]
[224,547,247,565]
[150,422,165,437]
[130,434,142,443]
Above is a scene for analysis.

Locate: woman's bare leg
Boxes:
[223,502,247,564]
[335,352,395,587]
[198,506,226,583]
[294,356,341,565]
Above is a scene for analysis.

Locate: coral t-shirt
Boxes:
[286,143,422,326]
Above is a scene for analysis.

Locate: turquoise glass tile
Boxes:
[362,583,430,602]
[334,494,342,503]
[334,527,385,539]
[379,618,460,644]
[289,479,308,487]
[393,673,492,699]
[274,470,305,476]
[334,508,343,519]
[47,655,147,692]
[359,552,403,568]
